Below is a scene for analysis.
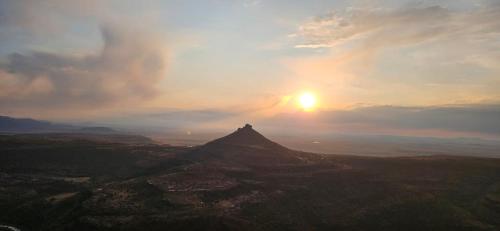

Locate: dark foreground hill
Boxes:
[187,124,321,167]
[1,125,500,231]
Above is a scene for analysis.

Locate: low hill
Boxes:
[205,124,287,150]
[187,124,322,167]
[0,115,71,133]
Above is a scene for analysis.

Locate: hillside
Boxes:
[0,125,499,230]
[187,124,321,167]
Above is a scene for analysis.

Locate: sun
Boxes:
[298,92,316,111]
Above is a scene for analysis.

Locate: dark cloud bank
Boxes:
[98,104,500,138]
[263,105,500,137]
[327,105,500,135]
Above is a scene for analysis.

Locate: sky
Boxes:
[1,0,500,139]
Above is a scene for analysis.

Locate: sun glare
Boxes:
[298,92,316,111]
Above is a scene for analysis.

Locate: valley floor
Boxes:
[1,134,500,231]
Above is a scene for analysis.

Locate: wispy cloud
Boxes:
[243,0,262,8]
[284,3,500,107]
[293,4,500,50]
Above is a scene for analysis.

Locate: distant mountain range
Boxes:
[0,115,116,133]
[0,115,70,133]
[0,115,153,144]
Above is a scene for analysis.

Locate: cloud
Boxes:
[284,3,500,106]
[0,0,104,39]
[32,102,500,138]
[326,105,500,135]
[0,23,168,112]
[243,0,262,8]
[89,109,242,133]
[293,4,500,50]
[262,104,500,137]
[146,110,238,124]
